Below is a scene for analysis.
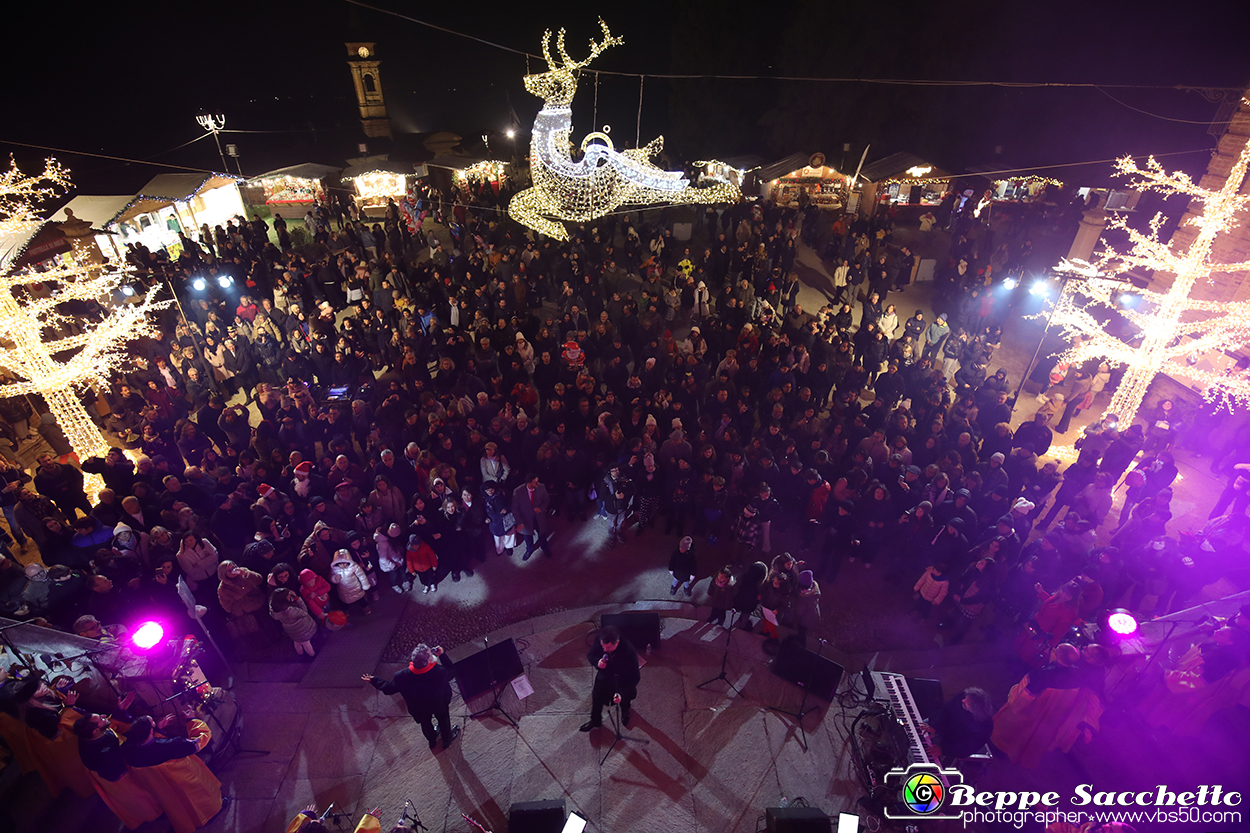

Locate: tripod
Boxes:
[768,638,826,753]
[468,638,518,728]
[697,623,743,697]
[600,698,649,766]
[201,694,269,767]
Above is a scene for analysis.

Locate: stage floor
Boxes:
[214,607,863,833]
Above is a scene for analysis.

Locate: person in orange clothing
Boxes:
[121,714,224,833]
[285,803,383,833]
[0,671,93,798]
[73,709,163,830]
[991,643,1107,769]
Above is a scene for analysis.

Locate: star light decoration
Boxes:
[0,158,167,482]
[1045,137,1250,427]
[509,19,739,240]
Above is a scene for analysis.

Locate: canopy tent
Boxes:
[341,159,418,181]
[0,221,43,273]
[248,163,342,182]
[757,152,849,209]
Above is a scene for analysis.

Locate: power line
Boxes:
[341,0,1244,92]
[969,149,1211,179]
[1094,87,1225,125]
[0,139,214,173]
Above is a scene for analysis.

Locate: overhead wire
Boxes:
[0,139,214,173]
[340,0,1242,92]
[1094,86,1225,125]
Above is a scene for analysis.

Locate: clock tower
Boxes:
[345,42,392,139]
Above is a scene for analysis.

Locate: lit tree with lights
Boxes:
[1047,138,1250,427]
[0,158,164,473]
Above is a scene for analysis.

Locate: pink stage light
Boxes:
[1106,610,1138,636]
[132,621,165,650]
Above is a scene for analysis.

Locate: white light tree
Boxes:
[0,158,164,475]
[1047,138,1250,427]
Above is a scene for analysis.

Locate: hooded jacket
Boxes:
[298,568,332,620]
[216,560,265,617]
[299,520,346,577]
[330,550,372,603]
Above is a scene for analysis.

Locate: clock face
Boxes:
[357,46,370,58]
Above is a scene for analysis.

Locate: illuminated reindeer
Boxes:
[508,19,739,240]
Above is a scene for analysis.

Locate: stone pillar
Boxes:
[1067,206,1107,263]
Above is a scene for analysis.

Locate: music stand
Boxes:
[456,638,523,728]
[696,624,743,697]
[599,700,649,766]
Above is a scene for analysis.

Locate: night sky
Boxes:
[5,0,1249,200]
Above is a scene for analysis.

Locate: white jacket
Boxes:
[177,539,220,587]
[330,557,373,603]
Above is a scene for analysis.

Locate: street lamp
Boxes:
[505,128,516,139]
[196,113,229,173]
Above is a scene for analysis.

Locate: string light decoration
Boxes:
[0,159,167,485]
[348,171,408,204]
[1045,136,1250,427]
[509,19,739,240]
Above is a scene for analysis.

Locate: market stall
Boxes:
[245,163,341,208]
[859,153,955,208]
[342,160,414,216]
[991,175,1063,202]
[758,153,848,209]
[52,174,246,258]
[427,156,511,202]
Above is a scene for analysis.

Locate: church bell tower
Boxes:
[346,42,392,139]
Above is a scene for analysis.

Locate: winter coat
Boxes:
[373,530,406,573]
[405,540,438,574]
[270,594,318,642]
[913,566,951,605]
[330,554,373,603]
[668,545,697,583]
[299,521,347,577]
[216,561,265,617]
[483,490,514,535]
[176,538,219,588]
[706,577,736,610]
[299,569,332,620]
[792,584,822,631]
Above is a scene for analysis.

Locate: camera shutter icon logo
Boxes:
[902,771,946,814]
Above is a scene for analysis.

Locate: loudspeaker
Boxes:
[770,641,844,702]
[453,638,525,702]
[508,799,566,833]
[766,806,831,832]
[600,612,661,651]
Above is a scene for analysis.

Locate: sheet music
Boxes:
[511,674,534,700]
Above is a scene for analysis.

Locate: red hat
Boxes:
[257,484,274,498]
[294,461,313,475]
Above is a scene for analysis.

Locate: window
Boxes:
[362,73,376,93]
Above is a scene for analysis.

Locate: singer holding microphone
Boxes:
[580,625,641,732]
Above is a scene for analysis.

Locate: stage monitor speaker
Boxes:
[770,641,844,702]
[454,638,524,702]
[509,799,566,833]
[600,612,661,651]
[766,806,832,833]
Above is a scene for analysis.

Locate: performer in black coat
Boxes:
[580,625,641,731]
[364,643,459,750]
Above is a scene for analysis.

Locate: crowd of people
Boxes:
[1,181,1249,831]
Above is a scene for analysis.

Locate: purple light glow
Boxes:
[1107,611,1138,636]
[132,621,165,650]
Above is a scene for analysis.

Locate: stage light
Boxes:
[216,275,233,289]
[1118,292,1137,307]
[1002,277,1019,290]
[1030,280,1051,297]
[132,621,165,650]
[120,285,135,297]
[1106,609,1138,637]
[191,277,207,291]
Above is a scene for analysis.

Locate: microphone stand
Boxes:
[697,623,743,697]
[769,638,826,753]
[599,667,649,766]
[468,637,518,728]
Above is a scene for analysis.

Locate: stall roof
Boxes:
[426,155,492,171]
[342,159,417,180]
[859,152,954,183]
[0,222,42,273]
[757,152,816,182]
[49,195,135,228]
[717,155,768,172]
[110,173,243,225]
[247,163,342,183]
